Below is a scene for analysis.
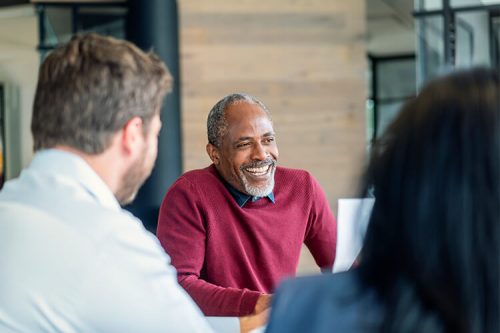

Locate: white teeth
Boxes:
[245,165,270,176]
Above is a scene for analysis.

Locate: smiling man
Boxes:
[157,93,337,331]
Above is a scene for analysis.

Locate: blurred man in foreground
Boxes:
[0,34,213,333]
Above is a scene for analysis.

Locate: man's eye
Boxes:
[236,142,251,148]
[263,137,275,144]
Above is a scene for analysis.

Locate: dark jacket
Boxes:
[266,270,384,333]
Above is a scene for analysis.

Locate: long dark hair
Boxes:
[359,67,500,333]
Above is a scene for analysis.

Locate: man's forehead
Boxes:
[218,103,272,142]
[225,101,270,124]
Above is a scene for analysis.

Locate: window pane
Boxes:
[44,7,73,46]
[416,15,445,85]
[377,60,417,100]
[77,7,126,39]
[377,102,404,136]
[451,0,500,7]
[493,15,500,66]
[455,11,491,68]
[0,85,4,189]
[415,0,443,11]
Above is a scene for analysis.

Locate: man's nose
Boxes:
[251,143,268,160]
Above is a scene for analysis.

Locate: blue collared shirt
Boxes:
[224,181,275,207]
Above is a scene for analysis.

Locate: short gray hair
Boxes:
[207,93,271,147]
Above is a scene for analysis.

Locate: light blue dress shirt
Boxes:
[0,149,214,333]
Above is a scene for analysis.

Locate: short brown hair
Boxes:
[31,33,172,153]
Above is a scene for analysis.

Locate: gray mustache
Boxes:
[241,158,276,170]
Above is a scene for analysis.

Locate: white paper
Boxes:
[332,198,375,273]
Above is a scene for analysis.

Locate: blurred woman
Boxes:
[265,67,500,333]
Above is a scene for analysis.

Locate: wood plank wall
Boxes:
[179,0,367,273]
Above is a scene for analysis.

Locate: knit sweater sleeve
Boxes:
[156,177,261,317]
[303,174,337,270]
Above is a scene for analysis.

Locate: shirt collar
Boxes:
[29,149,121,211]
[224,181,275,208]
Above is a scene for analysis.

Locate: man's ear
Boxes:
[206,143,220,165]
[121,116,144,155]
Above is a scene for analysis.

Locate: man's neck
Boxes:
[53,145,123,197]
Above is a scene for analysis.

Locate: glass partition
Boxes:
[414,0,500,84]
[37,3,126,60]
[368,55,416,141]
[451,0,500,7]
[416,15,445,84]
[415,0,444,11]
[456,11,492,67]
[0,84,5,190]
[493,13,500,66]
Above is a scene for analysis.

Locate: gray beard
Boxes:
[239,165,276,197]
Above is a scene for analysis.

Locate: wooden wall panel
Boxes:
[179,0,367,273]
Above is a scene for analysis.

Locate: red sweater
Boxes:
[157,165,336,316]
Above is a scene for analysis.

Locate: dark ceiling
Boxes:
[0,0,29,8]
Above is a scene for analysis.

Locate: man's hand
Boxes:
[254,294,272,314]
[239,308,269,333]
[239,294,272,333]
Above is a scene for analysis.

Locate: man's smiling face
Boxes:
[210,101,279,197]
